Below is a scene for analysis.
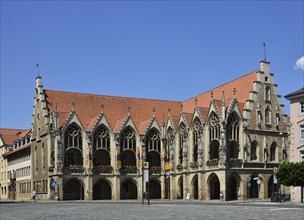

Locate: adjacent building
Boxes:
[29,60,289,201]
[285,88,304,202]
[0,129,28,200]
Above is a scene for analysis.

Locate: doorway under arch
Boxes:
[93,179,112,200]
[208,173,220,200]
[227,174,240,200]
[249,174,259,198]
[191,175,199,200]
[63,178,84,200]
[177,176,183,199]
[149,179,161,199]
[120,179,137,199]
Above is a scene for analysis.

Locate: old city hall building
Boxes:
[30,60,289,201]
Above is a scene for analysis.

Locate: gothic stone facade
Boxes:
[30,61,289,201]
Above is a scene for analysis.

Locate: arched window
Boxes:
[209,113,220,141]
[250,141,258,161]
[227,114,239,159]
[42,143,45,170]
[93,125,110,166]
[209,113,220,160]
[147,128,161,153]
[265,106,271,125]
[265,86,271,101]
[178,123,187,165]
[64,124,83,167]
[166,127,174,161]
[120,127,136,167]
[146,128,161,167]
[64,123,83,151]
[210,140,219,160]
[270,142,277,161]
[192,119,201,162]
[93,125,110,151]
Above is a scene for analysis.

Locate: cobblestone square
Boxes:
[1,201,303,220]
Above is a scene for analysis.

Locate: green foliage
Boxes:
[275,162,304,187]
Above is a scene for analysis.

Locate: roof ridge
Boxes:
[45,89,182,103]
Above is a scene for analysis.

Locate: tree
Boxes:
[275,162,304,187]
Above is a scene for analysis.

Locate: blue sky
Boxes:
[1,0,303,129]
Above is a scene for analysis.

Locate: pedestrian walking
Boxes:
[220,190,224,201]
[32,190,37,202]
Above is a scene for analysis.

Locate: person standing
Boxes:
[32,190,37,202]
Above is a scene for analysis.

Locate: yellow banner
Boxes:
[164,162,170,171]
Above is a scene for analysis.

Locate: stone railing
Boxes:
[176,164,183,171]
[92,165,113,175]
[243,162,265,169]
[63,165,85,174]
[206,159,219,168]
[227,159,243,168]
[150,166,161,175]
[120,166,137,175]
[190,162,199,169]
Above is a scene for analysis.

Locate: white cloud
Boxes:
[294,56,304,70]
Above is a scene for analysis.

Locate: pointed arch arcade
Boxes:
[120,126,137,168]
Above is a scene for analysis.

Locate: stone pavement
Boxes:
[1,200,303,220]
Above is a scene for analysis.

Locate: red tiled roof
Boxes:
[183,70,258,112]
[0,128,27,145]
[4,142,31,157]
[45,90,182,132]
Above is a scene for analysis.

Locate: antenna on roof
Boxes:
[36,63,40,77]
[263,42,267,61]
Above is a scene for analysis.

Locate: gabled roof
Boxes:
[183,70,258,112]
[0,128,27,145]
[285,87,304,99]
[45,90,182,131]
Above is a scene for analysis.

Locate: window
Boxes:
[265,106,271,125]
[270,142,277,161]
[265,86,271,101]
[300,124,304,140]
[300,102,304,114]
[300,151,304,162]
[179,123,187,165]
[250,141,258,161]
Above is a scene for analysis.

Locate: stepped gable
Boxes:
[44,90,181,132]
[0,128,27,145]
[182,70,258,113]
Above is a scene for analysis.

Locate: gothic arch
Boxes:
[120,178,137,199]
[93,124,111,167]
[270,142,277,161]
[63,178,84,200]
[227,113,240,160]
[146,128,161,168]
[93,178,112,200]
[227,173,241,200]
[191,174,199,200]
[250,141,259,161]
[149,178,161,199]
[177,176,183,199]
[120,126,137,167]
[192,118,201,163]
[209,140,219,160]
[207,173,220,200]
